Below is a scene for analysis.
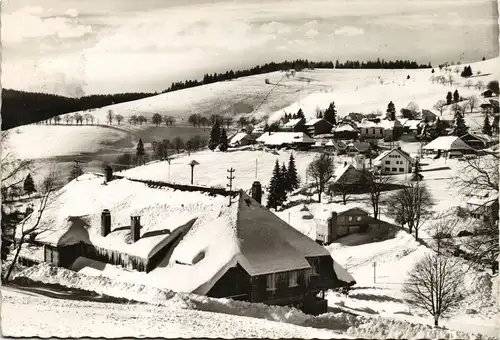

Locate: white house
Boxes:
[357,120,384,139]
[374,147,415,174]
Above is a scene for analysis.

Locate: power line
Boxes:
[227,168,235,206]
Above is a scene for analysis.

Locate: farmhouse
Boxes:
[422,136,473,157]
[229,132,253,147]
[482,89,496,98]
[421,109,438,122]
[459,133,497,150]
[345,142,371,156]
[465,191,499,222]
[331,163,363,185]
[357,119,403,141]
[332,124,359,140]
[18,175,355,315]
[315,207,399,245]
[480,102,499,115]
[373,147,415,174]
[256,132,315,149]
[324,139,347,155]
[282,118,306,132]
[305,118,333,136]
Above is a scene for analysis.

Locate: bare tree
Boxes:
[429,211,459,256]
[4,171,58,281]
[53,116,61,125]
[406,101,421,117]
[361,170,392,219]
[107,110,114,125]
[306,153,335,203]
[448,75,455,87]
[464,80,473,89]
[152,113,162,126]
[454,153,499,195]
[385,181,434,240]
[466,96,478,114]
[433,100,447,116]
[475,81,485,91]
[115,114,124,125]
[173,136,184,154]
[403,254,464,327]
[129,115,138,125]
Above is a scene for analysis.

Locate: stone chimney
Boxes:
[130,216,141,243]
[327,211,338,244]
[101,209,111,237]
[105,166,113,183]
[251,181,262,204]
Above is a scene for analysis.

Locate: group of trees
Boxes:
[460,65,473,78]
[151,113,176,127]
[187,113,256,129]
[1,89,156,130]
[266,154,299,210]
[445,90,461,105]
[335,59,430,69]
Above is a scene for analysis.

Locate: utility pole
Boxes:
[227,168,235,206]
[373,261,377,284]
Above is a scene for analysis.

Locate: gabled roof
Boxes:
[333,124,357,132]
[229,132,249,145]
[305,118,330,126]
[346,142,371,152]
[374,148,415,164]
[332,164,361,184]
[283,118,304,128]
[256,132,314,146]
[423,136,473,151]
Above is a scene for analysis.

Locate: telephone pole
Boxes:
[227,168,235,206]
[373,261,377,284]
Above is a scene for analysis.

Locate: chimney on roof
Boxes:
[344,161,348,167]
[105,166,113,183]
[130,216,141,243]
[327,211,338,244]
[101,209,111,237]
[251,181,262,204]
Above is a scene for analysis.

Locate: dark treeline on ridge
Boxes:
[2,58,430,130]
[1,89,155,130]
[163,58,431,93]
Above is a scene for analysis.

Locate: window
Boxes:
[392,168,397,172]
[289,271,298,287]
[266,273,276,291]
[310,258,320,275]
[385,160,390,165]
[399,168,404,172]
[372,128,375,134]
[356,216,362,221]
[385,167,390,172]
[348,216,353,221]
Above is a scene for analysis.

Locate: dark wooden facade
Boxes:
[306,120,332,136]
[207,255,339,315]
[460,133,486,150]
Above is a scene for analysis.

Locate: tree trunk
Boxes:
[434,316,439,327]
[415,228,419,240]
[5,235,25,282]
[318,183,323,203]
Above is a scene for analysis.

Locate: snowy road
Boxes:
[1,287,349,338]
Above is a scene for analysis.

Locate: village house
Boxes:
[305,118,333,136]
[482,89,496,98]
[324,139,347,155]
[422,136,473,158]
[332,124,359,140]
[282,118,306,133]
[465,191,499,223]
[256,132,315,149]
[331,163,364,185]
[421,109,438,122]
[373,146,415,175]
[315,207,399,245]
[229,132,254,147]
[17,174,355,315]
[357,120,384,140]
[345,142,371,157]
[480,102,499,115]
[459,133,497,150]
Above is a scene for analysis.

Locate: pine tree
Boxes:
[323,102,337,125]
[387,101,396,120]
[280,163,288,202]
[23,173,36,196]
[446,92,453,105]
[266,160,282,210]
[453,89,460,102]
[136,138,145,157]
[219,128,229,151]
[432,69,435,74]
[483,116,492,136]
[296,108,305,119]
[451,111,469,137]
[286,153,299,191]
[411,158,423,181]
[208,121,221,151]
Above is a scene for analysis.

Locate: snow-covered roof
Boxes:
[423,136,473,151]
[229,132,248,146]
[401,119,422,130]
[305,118,327,126]
[23,174,343,294]
[256,132,314,146]
[374,148,415,165]
[332,164,359,184]
[283,118,303,128]
[357,119,402,130]
[334,124,357,132]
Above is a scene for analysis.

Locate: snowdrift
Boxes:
[15,263,491,340]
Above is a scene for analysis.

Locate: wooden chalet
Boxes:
[305,119,333,136]
[282,118,306,133]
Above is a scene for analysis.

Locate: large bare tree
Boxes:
[4,171,58,282]
[361,170,392,219]
[306,153,335,203]
[433,100,447,116]
[403,253,464,327]
[385,181,434,240]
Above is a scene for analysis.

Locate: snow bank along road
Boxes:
[1,287,348,338]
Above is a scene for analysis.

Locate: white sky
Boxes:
[1,0,498,96]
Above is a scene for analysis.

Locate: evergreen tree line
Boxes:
[1,89,156,130]
[161,58,430,94]
[266,155,299,210]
